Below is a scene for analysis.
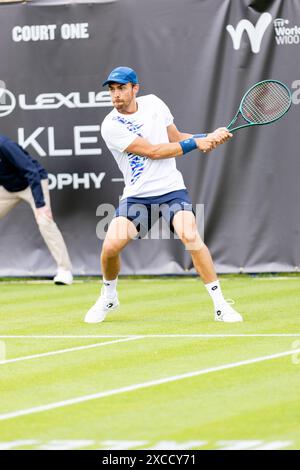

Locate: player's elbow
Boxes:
[147,146,161,160]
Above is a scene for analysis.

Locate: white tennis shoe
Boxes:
[84,289,119,323]
[214,300,243,323]
[53,269,73,285]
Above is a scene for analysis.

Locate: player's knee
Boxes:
[102,240,121,259]
[180,230,198,246]
[180,231,204,251]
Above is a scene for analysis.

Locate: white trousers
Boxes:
[0,180,71,271]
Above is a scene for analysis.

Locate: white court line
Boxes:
[0,336,143,366]
[0,280,85,284]
[0,334,300,338]
[0,347,299,422]
[253,441,293,450]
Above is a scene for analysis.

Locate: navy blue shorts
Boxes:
[115,189,193,237]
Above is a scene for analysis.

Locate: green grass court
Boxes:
[0,276,300,450]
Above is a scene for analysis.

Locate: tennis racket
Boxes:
[227,79,292,133]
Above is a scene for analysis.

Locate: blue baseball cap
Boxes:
[102,66,139,86]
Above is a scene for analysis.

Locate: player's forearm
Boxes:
[147,142,185,160]
[127,133,220,161]
[167,131,193,143]
[177,132,193,140]
[169,131,207,143]
[149,135,216,159]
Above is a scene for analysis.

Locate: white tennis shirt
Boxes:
[101,94,186,199]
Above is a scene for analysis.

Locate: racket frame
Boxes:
[227,79,292,133]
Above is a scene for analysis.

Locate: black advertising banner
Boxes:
[0,0,299,276]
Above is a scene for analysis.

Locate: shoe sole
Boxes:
[215,317,243,323]
[54,281,73,286]
[84,303,119,324]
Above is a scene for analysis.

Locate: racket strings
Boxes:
[243,85,288,122]
[242,82,291,124]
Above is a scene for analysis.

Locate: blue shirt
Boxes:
[0,136,48,208]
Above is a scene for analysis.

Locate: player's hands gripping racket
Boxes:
[195,128,232,153]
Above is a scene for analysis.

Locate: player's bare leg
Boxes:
[172,211,243,322]
[101,216,137,280]
[84,217,138,323]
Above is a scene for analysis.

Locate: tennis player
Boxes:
[85,66,243,323]
[0,135,73,285]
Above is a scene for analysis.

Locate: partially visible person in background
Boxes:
[0,134,73,285]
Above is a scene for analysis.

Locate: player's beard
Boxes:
[114,100,125,112]
[114,90,136,114]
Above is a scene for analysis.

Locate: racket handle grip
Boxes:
[193,133,207,138]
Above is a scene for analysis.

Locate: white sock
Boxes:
[205,280,226,308]
[103,277,118,299]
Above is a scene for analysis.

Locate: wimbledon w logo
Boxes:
[226,12,272,54]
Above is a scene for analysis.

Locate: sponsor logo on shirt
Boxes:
[112,116,143,136]
[113,115,147,184]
